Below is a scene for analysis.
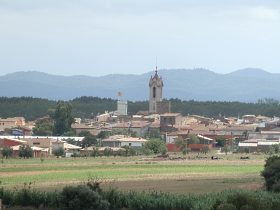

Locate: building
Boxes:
[238,139,280,153]
[149,69,163,113]
[101,135,147,149]
[25,137,52,155]
[0,137,26,148]
[116,100,128,116]
[112,121,151,137]
[0,117,26,132]
[71,123,101,136]
[52,140,82,157]
[160,113,182,132]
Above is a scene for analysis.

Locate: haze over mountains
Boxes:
[0,68,278,102]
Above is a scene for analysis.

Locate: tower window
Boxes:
[153,87,156,98]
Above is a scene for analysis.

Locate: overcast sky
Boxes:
[0,0,280,76]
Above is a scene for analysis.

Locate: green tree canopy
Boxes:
[19,145,33,158]
[262,156,280,192]
[1,147,13,159]
[143,139,166,155]
[79,131,97,148]
[52,101,74,136]
[32,117,54,136]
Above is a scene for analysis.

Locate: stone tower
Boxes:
[149,69,163,113]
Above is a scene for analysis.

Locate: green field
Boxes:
[0,155,265,193]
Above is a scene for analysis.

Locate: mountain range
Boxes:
[0,68,278,102]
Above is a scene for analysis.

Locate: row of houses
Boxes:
[0,136,82,157]
[2,113,280,155]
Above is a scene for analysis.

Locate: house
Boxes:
[71,123,101,136]
[25,137,53,155]
[242,115,257,124]
[0,117,26,132]
[166,134,214,152]
[238,139,280,153]
[0,137,26,148]
[112,121,151,137]
[10,145,48,158]
[101,135,147,149]
[160,113,182,132]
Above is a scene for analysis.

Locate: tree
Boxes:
[32,117,54,136]
[121,145,136,156]
[216,137,226,147]
[175,137,188,155]
[53,147,65,157]
[97,131,110,139]
[222,145,231,155]
[19,145,33,158]
[188,134,200,145]
[146,130,161,139]
[52,101,74,136]
[1,147,13,158]
[201,146,209,154]
[270,144,280,154]
[79,131,97,148]
[143,139,166,154]
[261,156,280,192]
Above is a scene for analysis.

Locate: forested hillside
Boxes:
[0,97,279,121]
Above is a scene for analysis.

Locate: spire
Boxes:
[155,65,158,76]
[155,57,158,74]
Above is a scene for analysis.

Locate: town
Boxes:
[1,70,279,159]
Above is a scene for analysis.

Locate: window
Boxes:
[153,86,156,98]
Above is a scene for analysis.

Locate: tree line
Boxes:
[0,96,280,121]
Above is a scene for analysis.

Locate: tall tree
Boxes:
[52,101,74,136]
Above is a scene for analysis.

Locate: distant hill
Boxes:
[0,68,279,102]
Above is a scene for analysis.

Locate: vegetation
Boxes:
[261,155,280,192]
[18,145,33,158]
[2,97,280,120]
[1,184,280,210]
[52,101,74,136]
[188,134,200,144]
[60,185,109,210]
[52,147,65,157]
[0,156,263,189]
[1,147,13,159]
[175,137,188,155]
[32,117,53,136]
[142,139,167,155]
[78,131,98,148]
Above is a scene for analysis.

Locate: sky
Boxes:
[0,0,280,76]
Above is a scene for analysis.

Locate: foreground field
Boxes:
[0,154,265,193]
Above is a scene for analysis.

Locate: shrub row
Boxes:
[1,185,280,210]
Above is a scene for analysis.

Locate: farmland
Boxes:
[0,154,265,194]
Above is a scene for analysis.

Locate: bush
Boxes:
[216,203,237,210]
[19,145,33,158]
[52,147,65,157]
[104,148,113,156]
[90,147,99,157]
[272,180,280,193]
[60,185,109,210]
[143,139,166,154]
[261,156,280,191]
[1,147,13,158]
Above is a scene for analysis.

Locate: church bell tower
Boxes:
[149,68,163,113]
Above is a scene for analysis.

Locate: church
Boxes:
[149,69,170,114]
